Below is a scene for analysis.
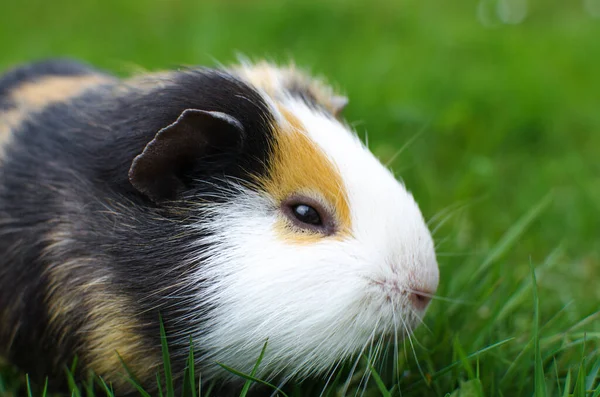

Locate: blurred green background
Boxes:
[1,0,599,395]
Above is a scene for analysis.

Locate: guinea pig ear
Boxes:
[129,109,245,202]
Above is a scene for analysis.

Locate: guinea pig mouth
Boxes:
[360,281,424,341]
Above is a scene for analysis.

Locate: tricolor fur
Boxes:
[0,59,439,394]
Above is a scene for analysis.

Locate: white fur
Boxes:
[186,96,439,381]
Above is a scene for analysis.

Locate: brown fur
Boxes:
[9,75,111,108]
[235,62,346,116]
[0,75,113,159]
[43,229,160,392]
[118,71,176,95]
[0,109,23,157]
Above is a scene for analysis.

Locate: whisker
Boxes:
[430,210,459,237]
[318,358,343,397]
[391,301,401,391]
[349,119,366,129]
[384,123,429,168]
[380,336,392,378]
[355,366,369,397]
[405,306,433,336]
[427,196,486,228]
[341,318,381,396]
[436,251,483,257]
[398,314,427,383]
[426,201,466,228]
[406,288,474,305]
[357,330,386,397]
[272,377,290,397]
[358,326,384,394]
[433,235,452,251]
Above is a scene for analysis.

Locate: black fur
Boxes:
[0,59,276,394]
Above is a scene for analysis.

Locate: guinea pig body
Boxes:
[0,59,439,394]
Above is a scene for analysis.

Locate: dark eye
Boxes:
[292,204,322,226]
[281,195,335,235]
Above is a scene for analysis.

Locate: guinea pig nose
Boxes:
[409,289,433,311]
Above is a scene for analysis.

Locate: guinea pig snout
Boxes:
[408,288,434,311]
[408,267,439,311]
[370,261,439,312]
[372,279,435,311]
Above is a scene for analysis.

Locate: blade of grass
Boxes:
[576,337,588,397]
[531,260,547,397]
[187,336,196,397]
[41,377,48,397]
[116,353,151,397]
[70,356,79,376]
[65,366,82,397]
[203,381,214,397]
[562,370,571,397]
[407,337,514,390]
[453,336,475,380]
[574,359,586,397]
[502,303,590,384]
[159,314,174,397]
[156,373,164,397]
[181,358,189,397]
[97,377,115,397]
[366,359,391,397]
[544,336,600,360]
[470,194,552,283]
[495,246,563,325]
[239,340,269,397]
[26,374,33,397]
[587,356,600,392]
[217,363,289,397]
[554,358,562,397]
[84,370,95,397]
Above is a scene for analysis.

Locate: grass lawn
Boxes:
[1,0,599,395]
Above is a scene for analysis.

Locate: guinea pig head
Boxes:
[128,64,439,382]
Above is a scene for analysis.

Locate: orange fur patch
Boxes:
[0,74,112,159]
[120,71,176,94]
[235,62,345,116]
[0,109,23,152]
[9,74,111,108]
[44,230,159,393]
[236,62,280,98]
[258,106,352,242]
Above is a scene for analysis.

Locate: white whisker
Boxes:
[342,318,381,396]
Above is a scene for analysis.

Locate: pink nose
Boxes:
[409,289,433,311]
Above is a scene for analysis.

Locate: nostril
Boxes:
[409,290,432,311]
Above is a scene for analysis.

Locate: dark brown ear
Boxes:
[129,109,245,202]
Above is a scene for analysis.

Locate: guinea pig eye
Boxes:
[292,204,321,226]
[281,196,335,235]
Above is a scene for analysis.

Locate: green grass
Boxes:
[1,0,599,395]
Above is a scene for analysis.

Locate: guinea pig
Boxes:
[0,59,439,394]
